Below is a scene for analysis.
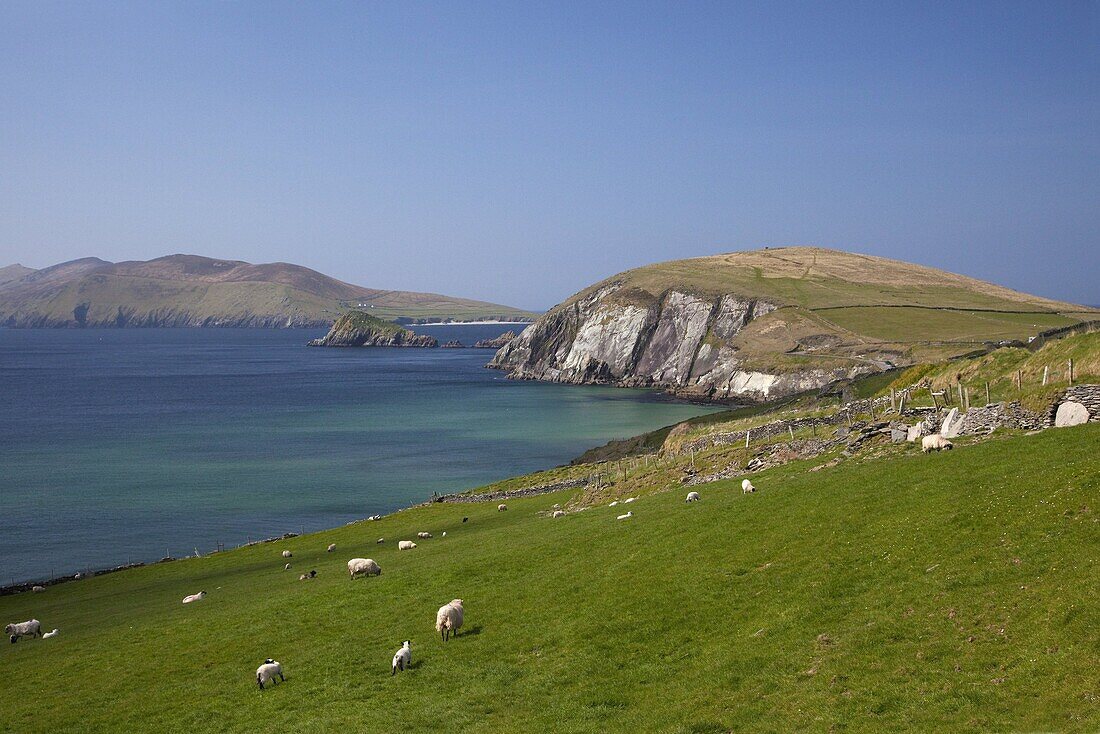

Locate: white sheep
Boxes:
[616,511,633,520]
[391,640,411,675]
[623,497,636,504]
[399,540,417,551]
[284,563,291,571]
[686,491,700,502]
[347,558,382,578]
[552,503,561,510]
[441,531,447,537]
[497,504,507,512]
[609,501,619,507]
[42,629,59,639]
[436,599,464,642]
[922,434,954,453]
[327,543,336,553]
[182,591,207,604]
[417,532,432,539]
[377,538,385,544]
[31,585,45,593]
[6,619,41,643]
[256,659,284,690]
[742,479,756,494]
[552,510,565,518]
[282,550,292,559]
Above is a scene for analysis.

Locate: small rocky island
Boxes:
[307,311,438,348]
[473,330,518,349]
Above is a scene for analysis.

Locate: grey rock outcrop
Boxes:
[488,284,875,403]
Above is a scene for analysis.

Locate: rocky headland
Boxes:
[307,311,438,347]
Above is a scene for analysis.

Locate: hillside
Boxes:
[0,424,1096,732]
[0,255,537,328]
[490,247,1095,403]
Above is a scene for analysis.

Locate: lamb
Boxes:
[391,640,411,675]
[42,629,59,639]
[256,659,284,690]
[742,479,756,494]
[417,532,432,539]
[435,599,464,642]
[299,570,317,581]
[6,619,41,643]
[552,510,565,518]
[347,558,382,578]
[922,434,954,453]
[616,511,633,520]
[398,540,417,551]
[327,543,336,553]
[284,563,291,571]
[182,591,206,604]
[31,585,45,593]
[497,504,507,512]
[686,491,700,502]
[282,550,292,558]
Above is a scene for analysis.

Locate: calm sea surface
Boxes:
[0,326,717,583]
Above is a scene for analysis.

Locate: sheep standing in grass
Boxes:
[417,532,432,539]
[348,558,382,578]
[399,541,417,551]
[552,510,565,518]
[182,591,206,604]
[742,479,756,494]
[42,629,59,639]
[922,434,954,453]
[391,640,411,675]
[284,563,291,571]
[32,585,45,593]
[256,659,284,690]
[497,504,507,512]
[686,491,700,502]
[616,511,633,521]
[282,550,292,559]
[6,619,41,643]
[436,600,464,642]
[327,543,336,553]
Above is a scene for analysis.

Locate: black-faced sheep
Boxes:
[256,659,284,689]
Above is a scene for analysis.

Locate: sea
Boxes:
[0,325,718,583]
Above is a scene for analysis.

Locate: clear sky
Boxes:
[1,1,1096,310]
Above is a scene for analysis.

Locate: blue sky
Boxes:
[1,1,1096,309]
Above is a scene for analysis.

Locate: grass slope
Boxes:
[1,426,1097,733]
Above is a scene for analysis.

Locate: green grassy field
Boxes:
[2,425,1097,733]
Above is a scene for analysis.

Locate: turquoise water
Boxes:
[0,327,717,583]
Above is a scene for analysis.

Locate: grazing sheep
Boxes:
[441,531,447,537]
[391,640,411,675]
[609,501,619,507]
[435,599,464,642]
[299,570,318,581]
[181,591,207,604]
[368,515,382,521]
[552,503,561,510]
[462,517,468,523]
[616,511,633,520]
[282,550,292,559]
[42,629,59,639]
[31,585,45,593]
[327,543,336,553]
[686,491,700,502]
[398,541,417,551]
[347,558,382,578]
[623,497,636,504]
[417,532,432,539]
[6,619,41,643]
[497,504,507,512]
[922,434,954,453]
[552,510,565,518]
[377,538,385,544]
[742,479,756,494]
[284,563,291,571]
[256,659,284,690]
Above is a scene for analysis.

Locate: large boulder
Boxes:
[1054,401,1090,428]
[940,407,962,438]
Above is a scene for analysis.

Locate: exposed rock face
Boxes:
[307,311,437,348]
[473,331,518,349]
[441,340,465,348]
[488,284,873,402]
[1054,401,1090,427]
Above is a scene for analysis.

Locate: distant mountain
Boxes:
[490,246,1096,403]
[0,255,537,328]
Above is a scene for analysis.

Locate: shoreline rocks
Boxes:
[307,311,438,348]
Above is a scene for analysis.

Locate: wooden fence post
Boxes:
[985,382,990,405]
[788,424,795,441]
[1042,366,1049,386]
[890,388,897,413]
[1068,359,1074,384]
[745,430,751,449]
